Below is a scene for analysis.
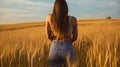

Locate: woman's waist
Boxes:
[52,35,71,40]
[52,38,72,45]
[53,39,71,42]
[52,40,72,46]
[53,37,71,42]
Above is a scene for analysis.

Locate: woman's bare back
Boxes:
[46,14,78,43]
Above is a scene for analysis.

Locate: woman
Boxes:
[46,0,78,67]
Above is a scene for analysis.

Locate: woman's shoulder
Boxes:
[69,16,77,21]
[69,16,77,25]
[46,14,52,24]
[46,14,52,19]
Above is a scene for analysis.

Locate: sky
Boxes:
[0,0,120,24]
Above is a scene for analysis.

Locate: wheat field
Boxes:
[0,19,120,67]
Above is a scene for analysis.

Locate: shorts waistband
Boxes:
[53,39,72,44]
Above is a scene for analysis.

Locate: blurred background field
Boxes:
[0,19,120,67]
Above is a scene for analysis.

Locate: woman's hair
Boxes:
[51,0,69,37]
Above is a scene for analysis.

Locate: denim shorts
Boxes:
[48,40,75,67]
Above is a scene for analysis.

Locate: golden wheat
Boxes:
[0,19,120,67]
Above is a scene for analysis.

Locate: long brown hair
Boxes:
[51,0,69,37]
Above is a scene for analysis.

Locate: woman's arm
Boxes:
[71,17,78,43]
[46,15,53,41]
